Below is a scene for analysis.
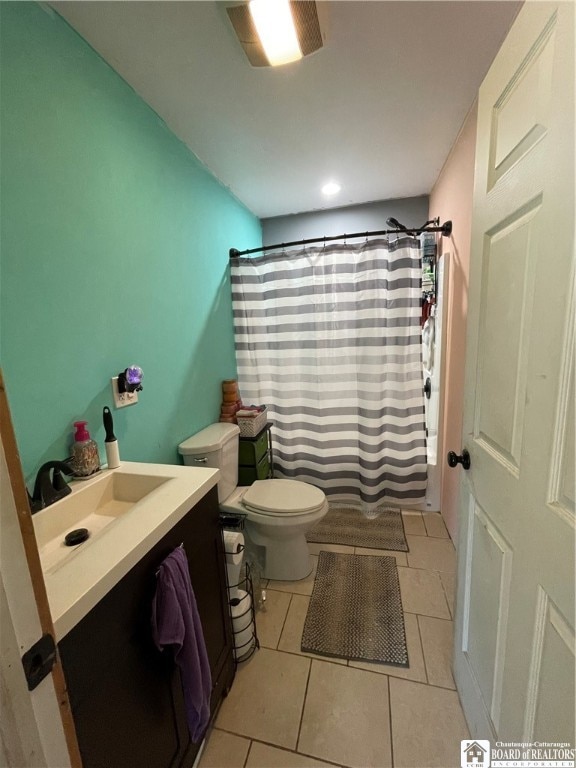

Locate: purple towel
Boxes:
[151,546,212,742]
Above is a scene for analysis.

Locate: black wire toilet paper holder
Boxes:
[220,516,259,664]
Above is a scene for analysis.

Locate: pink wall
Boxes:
[429,101,478,543]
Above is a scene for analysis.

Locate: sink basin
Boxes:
[33,470,171,574]
[31,460,220,640]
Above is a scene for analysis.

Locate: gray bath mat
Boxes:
[301,552,408,666]
[306,505,408,552]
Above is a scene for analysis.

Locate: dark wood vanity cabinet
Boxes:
[58,486,235,768]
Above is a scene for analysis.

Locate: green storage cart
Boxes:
[238,422,274,485]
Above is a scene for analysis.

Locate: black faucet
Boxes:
[28,461,75,514]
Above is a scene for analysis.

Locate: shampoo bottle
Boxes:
[71,421,100,477]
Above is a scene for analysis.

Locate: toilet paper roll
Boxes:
[232,610,252,636]
[223,531,245,565]
[231,589,252,625]
[226,561,242,598]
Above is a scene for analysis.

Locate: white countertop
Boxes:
[36,461,219,640]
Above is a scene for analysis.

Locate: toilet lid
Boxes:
[242,479,325,515]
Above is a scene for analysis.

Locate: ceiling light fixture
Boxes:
[226,1,324,68]
[249,0,302,67]
[322,182,341,196]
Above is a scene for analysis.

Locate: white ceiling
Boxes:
[52,1,520,219]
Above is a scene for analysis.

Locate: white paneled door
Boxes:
[452,0,575,744]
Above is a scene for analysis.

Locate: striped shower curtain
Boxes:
[230,237,427,509]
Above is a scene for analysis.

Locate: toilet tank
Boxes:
[178,423,239,502]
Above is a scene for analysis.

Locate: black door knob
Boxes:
[424,377,431,399]
[447,449,471,470]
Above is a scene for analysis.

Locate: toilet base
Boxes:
[245,525,314,581]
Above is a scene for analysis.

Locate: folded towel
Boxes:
[151,546,212,742]
[237,405,266,417]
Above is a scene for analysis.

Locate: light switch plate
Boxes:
[111,377,138,408]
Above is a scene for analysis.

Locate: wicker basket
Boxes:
[237,407,267,437]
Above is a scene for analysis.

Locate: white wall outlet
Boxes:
[111,377,139,408]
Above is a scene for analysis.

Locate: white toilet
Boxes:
[178,423,328,581]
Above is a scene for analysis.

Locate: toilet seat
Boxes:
[242,479,326,518]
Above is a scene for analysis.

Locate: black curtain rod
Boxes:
[229,220,452,259]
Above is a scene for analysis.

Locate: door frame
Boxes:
[0,370,81,767]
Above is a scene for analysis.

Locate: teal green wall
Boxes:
[0,3,261,482]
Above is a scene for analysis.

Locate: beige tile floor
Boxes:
[200,511,469,768]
